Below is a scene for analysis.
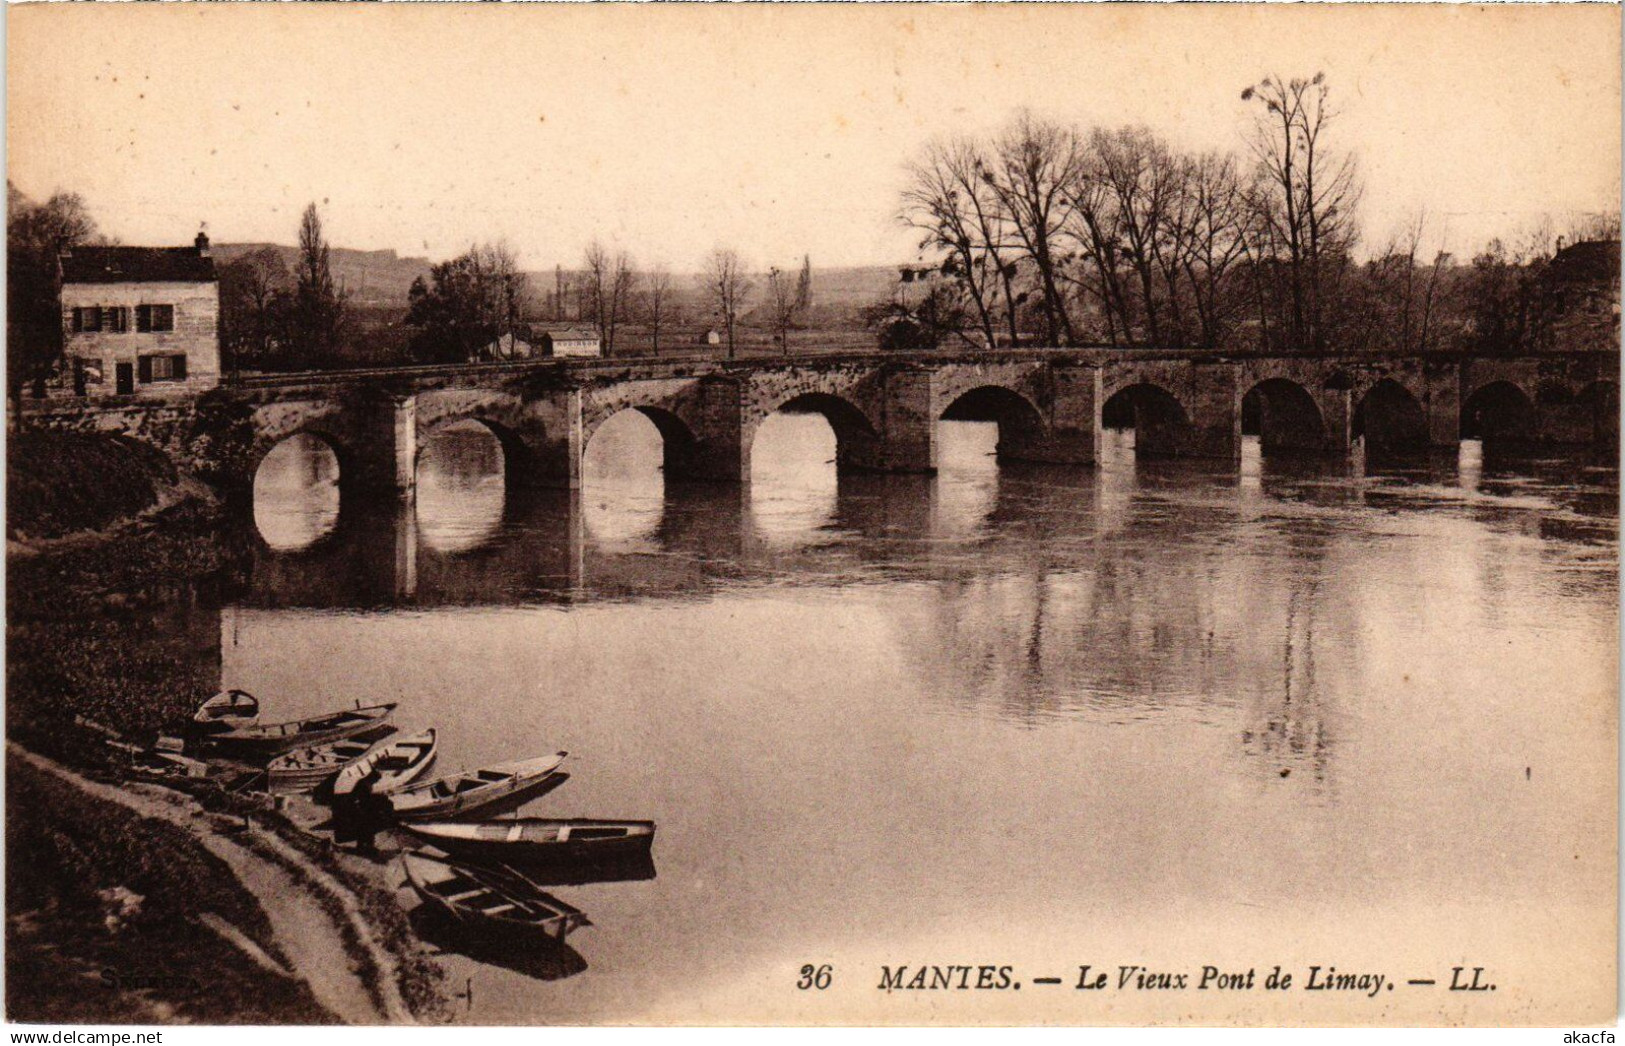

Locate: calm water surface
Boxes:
[233,415,1617,1023]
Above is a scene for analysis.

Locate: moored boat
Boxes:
[400,851,589,940]
[206,702,398,759]
[332,728,438,797]
[267,724,398,793]
[192,689,260,732]
[403,818,655,864]
[389,752,568,821]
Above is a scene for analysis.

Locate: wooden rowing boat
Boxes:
[266,724,398,793]
[400,851,589,940]
[404,818,655,864]
[206,702,398,759]
[192,689,259,732]
[332,728,438,797]
[389,752,568,821]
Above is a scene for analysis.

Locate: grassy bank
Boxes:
[7,493,245,765]
[6,443,449,1024]
[5,758,334,1023]
[7,430,182,542]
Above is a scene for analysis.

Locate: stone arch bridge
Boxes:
[27,347,1619,502]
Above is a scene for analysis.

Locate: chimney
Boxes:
[195,225,211,257]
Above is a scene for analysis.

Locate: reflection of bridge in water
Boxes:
[230,439,1577,612]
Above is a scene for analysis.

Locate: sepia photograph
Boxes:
[3,1,1620,1029]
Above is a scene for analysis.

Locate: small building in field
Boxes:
[537,326,601,358]
[57,232,220,398]
[699,329,722,347]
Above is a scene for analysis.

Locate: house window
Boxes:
[136,304,175,332]
[138,354,188,383]
[70,306,131,333]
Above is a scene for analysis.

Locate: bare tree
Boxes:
[219,246,291,370]
[982,112,1086,346]
[290,202,347,364]
[643,264,673,356]
[766,266,799,351]
[900,136,1018,348]
[794,254,814,318]
[583,240,610,349]
[607,250,634,357]
[1240,72,1363,352]
[705,248,752,359]
[1176,150,1253,349]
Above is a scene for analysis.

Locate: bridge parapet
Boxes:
[21,347,1616,504]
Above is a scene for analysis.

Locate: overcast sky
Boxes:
[8,3,1620,271]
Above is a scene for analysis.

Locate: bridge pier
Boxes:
[1424,365,1461,447]
[843,368,937,474]
[663,380,750,483]
[996,363,1103,465]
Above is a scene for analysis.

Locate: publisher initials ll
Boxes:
[1448,967,1492,992]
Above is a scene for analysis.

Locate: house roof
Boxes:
[1549,239,1621,286]
[61,246,217,285]
[537,327,599,340]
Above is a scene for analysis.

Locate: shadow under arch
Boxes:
[754,391,881,474]
[1100,382,1192,457]
[939,385,1048,463]
[1462,381,1536,448]
[1353,378,1429,459]
[417,414,540,501]
[593,405,705,475]
[1241,377,1328,456]
[415,419,510,553]
[582,408,682,547]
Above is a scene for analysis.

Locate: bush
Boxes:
[7,431,177,540]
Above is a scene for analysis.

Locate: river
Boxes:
[231,414,1616,1023]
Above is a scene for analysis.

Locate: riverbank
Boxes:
[5,437,450,1024]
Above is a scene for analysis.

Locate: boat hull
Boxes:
[390,754,568,821]
[207,704,397,760]
[405,820,655,865]
[400,853,588,941]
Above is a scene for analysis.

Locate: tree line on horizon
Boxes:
[7,73,1620,388]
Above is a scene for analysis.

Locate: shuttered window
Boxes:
[135,305,174,332]
[140,354,188,383]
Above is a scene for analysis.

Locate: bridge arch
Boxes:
[1241,378,1327,455]
[750,391,881,473]
[939,385,1048,462]
[1462,381,1536,446]
[1353,378,1429,457]
[1101,382,1193,457]
[251,429,346,551]
[583,405,703,475]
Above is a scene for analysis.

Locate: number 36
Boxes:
[797,964,833,990]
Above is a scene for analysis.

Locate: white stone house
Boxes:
[537,326,601,358]
[58,232,220,399]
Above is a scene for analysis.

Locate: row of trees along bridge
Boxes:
[894,74,1620,355]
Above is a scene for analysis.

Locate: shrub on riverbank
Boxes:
[7,430,180,541]
[5,759,333,1023]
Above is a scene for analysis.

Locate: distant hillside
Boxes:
[213,243,432,307]
[215,244,904,314]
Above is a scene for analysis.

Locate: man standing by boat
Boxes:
[333,769,391,857]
